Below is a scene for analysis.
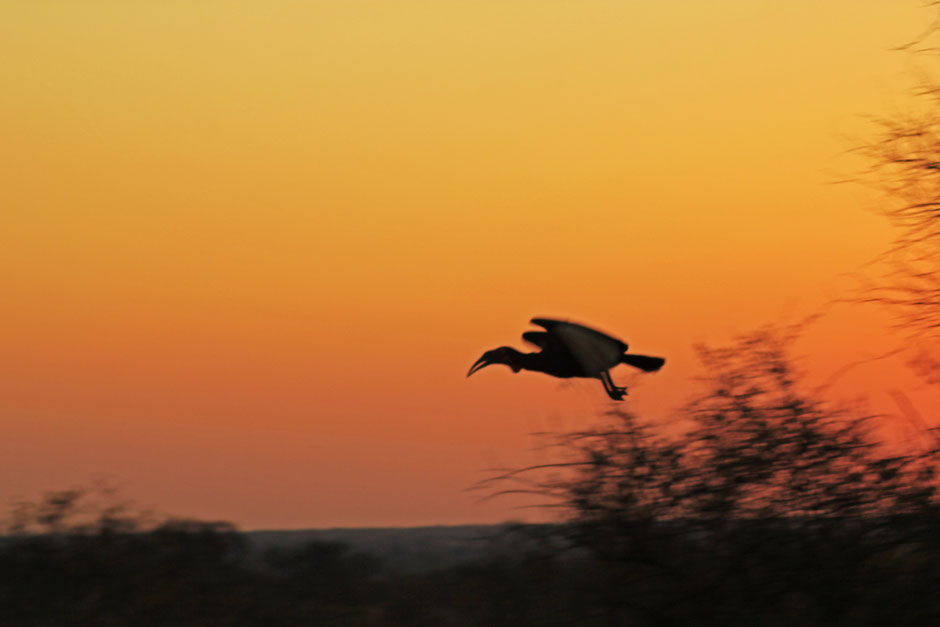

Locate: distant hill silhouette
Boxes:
[246,524,530,573]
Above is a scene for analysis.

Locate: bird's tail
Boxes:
[621,353,665,372]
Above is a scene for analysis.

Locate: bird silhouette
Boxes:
[467,318,665,401]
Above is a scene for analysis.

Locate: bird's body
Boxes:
[468,318,665,401]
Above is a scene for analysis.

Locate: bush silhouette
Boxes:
[489,329,940,625]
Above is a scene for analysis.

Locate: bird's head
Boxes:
[467,347,522,377]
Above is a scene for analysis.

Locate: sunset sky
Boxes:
[2,1,938,529]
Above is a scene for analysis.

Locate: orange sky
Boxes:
[1,1,938,528]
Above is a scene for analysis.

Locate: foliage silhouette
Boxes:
[0,485,386,625]
[854,4,940,384]
[485,328,940,625]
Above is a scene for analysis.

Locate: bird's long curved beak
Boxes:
[467,355,493,377]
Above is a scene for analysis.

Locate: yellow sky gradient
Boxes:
[1,1,937,528]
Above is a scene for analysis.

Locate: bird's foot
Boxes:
[607,387,629,401]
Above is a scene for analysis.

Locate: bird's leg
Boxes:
[600,371,628,401]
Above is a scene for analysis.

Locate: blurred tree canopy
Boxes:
[856,4,940,384]
[488,329,940,625]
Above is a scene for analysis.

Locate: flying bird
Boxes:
[467,318,665,401]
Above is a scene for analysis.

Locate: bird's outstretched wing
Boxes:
[529,318,626,373]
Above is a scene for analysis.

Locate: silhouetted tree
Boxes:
[490,329,940,625]
[0,484,388,626]
[856,4,940,384]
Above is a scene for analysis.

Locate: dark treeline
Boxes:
[3,331,940,626]
[4,507,940,626]
[0,495,579,626]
